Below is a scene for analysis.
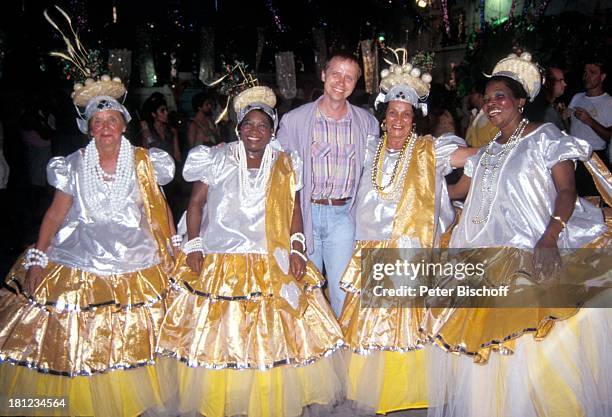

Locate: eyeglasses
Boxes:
[240,120,272,132]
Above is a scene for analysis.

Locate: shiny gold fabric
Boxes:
[265,152,315,316]
[0,260,167,375]
[135,147,174,273]
[0,150,173,417]
[391,135,436,246]
[158,252,343,368]
[158,155,344,368]
[584,151,612,207]
[425,228,612,363]
[340,136,437,352]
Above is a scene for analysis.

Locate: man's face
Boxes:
[548,68,566,99]
[583,64,606,91]
[321,57,360,102]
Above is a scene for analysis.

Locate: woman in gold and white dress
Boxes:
[338,50,475,414]
[426,52,612,417]
[156,85,345,417]
[0,75,176,417]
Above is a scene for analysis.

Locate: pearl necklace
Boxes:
[471,118,529,224]
[371,132,417,201]
[236,140,275,204]
[81,136,134,221]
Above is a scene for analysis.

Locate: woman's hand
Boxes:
[25,265,44,295]
[533,234,562,283]
[186,252,204,274]
[289,252,306,280]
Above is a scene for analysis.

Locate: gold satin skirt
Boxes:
[426,227,612,363]
[0,254,169,417]
[157,252,346,417]
[339,240,428,414]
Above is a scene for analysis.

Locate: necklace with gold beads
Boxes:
[371,131,417,200]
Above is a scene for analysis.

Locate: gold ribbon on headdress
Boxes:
[205,64,258,124]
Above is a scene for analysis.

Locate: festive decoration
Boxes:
[206,62,258,124]
[441,0,450,35]
[360,39,378,94]
[535,0,552,20]
[136,27,156,87]
[44,6,105,82]
[312,27,327,75]
[198,27,215,85]
[275,51,297,100]
[108,49,132,86]
[265,0,287,32]
[506,0,518,28]
[410,50,435,74]
[522,0,533,16]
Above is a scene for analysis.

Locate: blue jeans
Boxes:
[310,202,355,317]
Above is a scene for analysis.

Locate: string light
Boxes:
[416,0,428,7]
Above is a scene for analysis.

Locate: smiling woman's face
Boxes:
[385,100,414,143]
[482,80,525,129]
[238,109,272,156]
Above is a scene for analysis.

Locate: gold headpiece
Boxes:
[233,86,276,117]
[44,5,126,107]
[486,52,542,101]
[379,48,432,98]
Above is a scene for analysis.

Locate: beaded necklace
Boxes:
[471,118,529,224]
[81,136,134,221]
[236,140,275,204]
[371,132,417,200]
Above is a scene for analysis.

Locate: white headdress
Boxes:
[485,52,542,101]
[374,48,432,116]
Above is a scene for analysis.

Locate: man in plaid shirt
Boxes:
[277,51,379,316]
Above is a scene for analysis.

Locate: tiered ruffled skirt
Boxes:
[0,255,169,417]
[339,240,429,414]
[425,225,612,417]
[156,252,346,417]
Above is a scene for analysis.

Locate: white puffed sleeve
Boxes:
[289,150,303,192]
[148,147,175,185]
[537,124,592,169]
[47,155,75,195]
[463,151,482,178]
[183,144,225,185]
[434,133,467,176]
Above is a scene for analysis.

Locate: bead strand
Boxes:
[23,248,49,270]
[182,237,204,255]
[472,118,529,224]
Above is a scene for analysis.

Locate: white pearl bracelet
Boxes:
[290,249,308,262]
[182,237,204,255]
[171,235,183,248]
[23,248,49,270]
[290,232,306,252]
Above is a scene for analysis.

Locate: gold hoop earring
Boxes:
[519,106,524,114]
[381,120,387,132]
